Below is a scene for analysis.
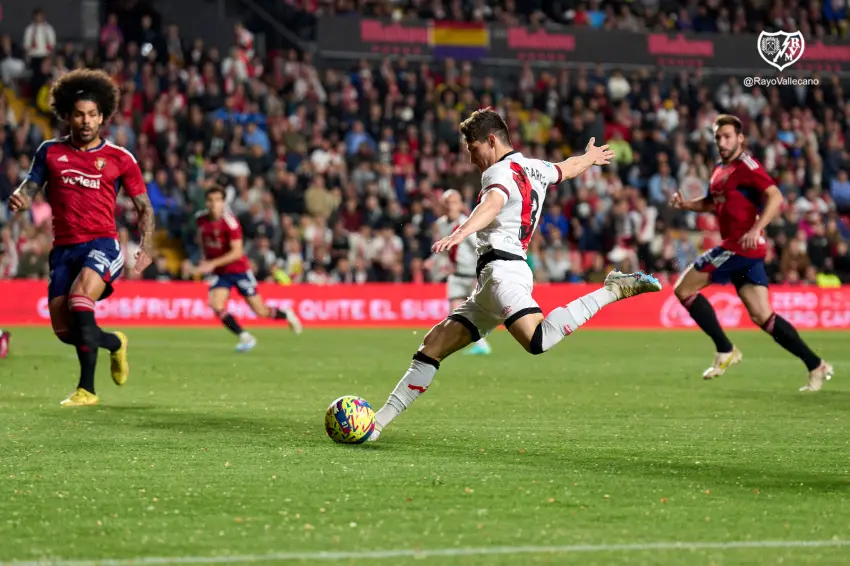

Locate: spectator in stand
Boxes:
[23,9,56,94]
[1,1,849,289]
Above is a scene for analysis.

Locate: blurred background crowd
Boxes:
[1,0,850,287]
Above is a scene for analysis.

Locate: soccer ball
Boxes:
[324,396,376,444]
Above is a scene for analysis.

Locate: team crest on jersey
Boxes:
[94,158,106,170]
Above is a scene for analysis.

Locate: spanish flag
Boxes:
[429,21,489,60]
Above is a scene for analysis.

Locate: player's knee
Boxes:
[750,310,773,327]
[673,278,692,300]
[528,324,545,355]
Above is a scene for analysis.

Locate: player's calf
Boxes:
[524,271,661,355]
[54,328,77,346]
[214,309,245,336]
[758,312,824,374]
[254,302,303,335]
[54,326,120,352]
[371,318,470,440]
[68,294,100,395]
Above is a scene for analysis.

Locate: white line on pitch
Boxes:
[4,539,849,565]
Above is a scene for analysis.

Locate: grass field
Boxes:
[1,326,849,566]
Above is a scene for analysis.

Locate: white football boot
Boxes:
[703,347,743,379]
[800,361,834,392]
[603,270,663,300]
[235,332,257,353]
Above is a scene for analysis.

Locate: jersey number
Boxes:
[511,162,539,250]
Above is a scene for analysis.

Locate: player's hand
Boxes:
[196,260,215,275]
[133,247,153,275]
[432,231,465,254]
[739,227,761,250]
[669,192,685,210]
[8,191,31,212]
[585,137,615,166]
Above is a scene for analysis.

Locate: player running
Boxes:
[9,69,154,407]
[671,114,832,391]
[195,186,302,352]
[429,189,492,355]
[368,108,662,441]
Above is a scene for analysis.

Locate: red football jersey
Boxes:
[25,137,146,246]
[196,211,251,274]
[707,152,775,259]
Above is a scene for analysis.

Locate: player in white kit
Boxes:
[431,189,492,355]
[369,108,662,442]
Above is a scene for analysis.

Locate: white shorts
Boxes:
[448,260,541,340]
[447,273,476,301]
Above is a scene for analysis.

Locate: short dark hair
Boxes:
[714,114,743,134]
[459,107,511,146]
[50,69,120,122]
[205,185,226,199]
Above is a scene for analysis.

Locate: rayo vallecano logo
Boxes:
[758,30,805,72]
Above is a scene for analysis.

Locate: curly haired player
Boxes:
[9,69,155,407]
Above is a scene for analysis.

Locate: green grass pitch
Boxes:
[1,327,849,565]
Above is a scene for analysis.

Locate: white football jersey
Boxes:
[435,213,477,276]
[476,151,561,258]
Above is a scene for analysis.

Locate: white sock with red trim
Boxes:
[374,351,440,430]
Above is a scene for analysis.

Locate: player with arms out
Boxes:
[368,108,662,441]
[428,189,492,355]
[670,114,832,390]
[9,69,154,407]
[195,186,302,351]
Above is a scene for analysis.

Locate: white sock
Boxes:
[476,337,490,348]
[375,352,439,430]
[535,287,617,353]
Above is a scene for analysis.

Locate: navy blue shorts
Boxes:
[48,238,124,301]
[693,246,768,288]
[208,271,258,298]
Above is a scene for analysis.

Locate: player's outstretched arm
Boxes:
[132,193,155,274]
[555,137,615,180]
[8,180,42,212]
[669,192,715,213]
[432,191,504,253]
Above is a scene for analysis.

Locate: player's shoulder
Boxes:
[481,158,513,182]
[101,139,138,164]
[36,136,69,156]
[737,152,763,171]
[194,209,210,224]
[222,212,242,231]
[517,153,550,169]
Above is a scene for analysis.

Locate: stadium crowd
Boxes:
[304,0,848,38]
[1,1,850,287]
